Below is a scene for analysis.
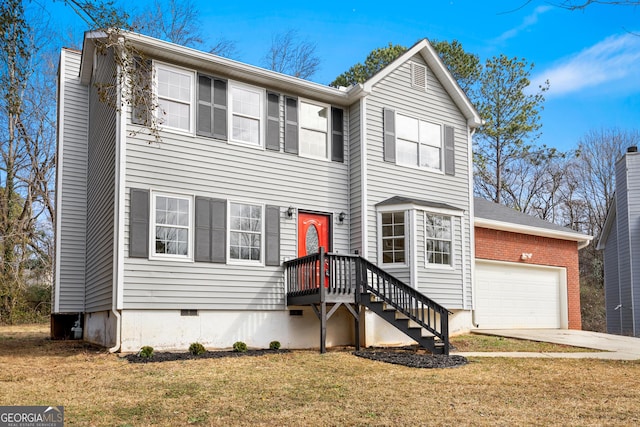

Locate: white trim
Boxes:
[81,31,367,106]
[227,200,266,266]
[461,215,468,310]
[377,210,409,268]
[360,97,368,258]
[395,111,444,173]
[377,202,463,217]
[468,127,477,319]
[474,217,593,248]
[228,80,266,149]
[54,50,67,313]
[410,209,418,288]
[361,39,482,128]
[154,61,196,134]
[149,192,195,261]
[424,213,454,269]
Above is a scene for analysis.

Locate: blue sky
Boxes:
[46,0,640,152]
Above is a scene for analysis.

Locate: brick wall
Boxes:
[475,227,582,330]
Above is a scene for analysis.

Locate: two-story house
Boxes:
[54,30,484,353]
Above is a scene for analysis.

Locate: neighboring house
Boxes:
[598,146,640,337]
[474,198,592,330]
[54,30,586,353]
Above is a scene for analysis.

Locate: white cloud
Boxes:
[495,6,553,43]
[530,33,640,96]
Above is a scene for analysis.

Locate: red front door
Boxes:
[298,212,331,288]
[298,212,330,257]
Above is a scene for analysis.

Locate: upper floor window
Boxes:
[229,83,263,146]
[396,113,442,170]
[425,214,452,266]
[381,211,406,264]
[152,193,192,259]
[156,64,194,132]
[299,100,329,159]
[229,202,263,262]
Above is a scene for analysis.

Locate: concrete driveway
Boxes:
[453,329,640,360]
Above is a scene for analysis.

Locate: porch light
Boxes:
[338,212,346,223]
[287,206,294,218]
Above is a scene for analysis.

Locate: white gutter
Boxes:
[468,127,479,327]
[474,217,593,249]
[109,48,127,353]
[360,96,368,258]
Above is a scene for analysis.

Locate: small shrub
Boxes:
[232,341,247,352]
[138,346,154,358]
[189,342,206,356]
[269,340,281,350]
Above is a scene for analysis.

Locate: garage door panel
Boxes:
[476,261,564,329]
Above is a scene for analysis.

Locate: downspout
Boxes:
[468,126,480,328]
[109,45,127,352]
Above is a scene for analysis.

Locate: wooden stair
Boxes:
[362,294,446,355]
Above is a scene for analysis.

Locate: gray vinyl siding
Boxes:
[628,154,640,335]
[615,158,633,335]
[349,100,362,253]
[604,218,621,334]
[56,49,88,312]
[364,54,472,309]
[123,74,350,310]
[84,51,116,312]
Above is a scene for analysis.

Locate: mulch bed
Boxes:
[124,349,290,363]
[124,347,467,368]
[354,349,468,369]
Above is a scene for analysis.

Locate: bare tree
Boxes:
[263,29,320,79]
[557,0,640,9]
[0,0,57,322]
[131,0,238,58]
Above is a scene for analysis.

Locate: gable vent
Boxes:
[411,63,427,91]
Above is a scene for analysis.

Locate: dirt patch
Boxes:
[354,349,468,368]
[124,348,290,363]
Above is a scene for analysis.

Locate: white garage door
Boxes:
[475,261,567,329]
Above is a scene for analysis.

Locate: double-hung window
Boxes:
[425,214,452,266]
[299,100,329,159]
[156,64,194,132]
[396,113,442,170]
[229,203,263,262]
[381,211,406,264]
[229,83,263,146]
[152,194,192,258]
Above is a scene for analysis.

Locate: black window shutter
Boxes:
[444,125,455,176]
[331,107,344,163]
[129,188,149,258]
[383,108,396,162]
[131,58,152,126]
[213,78,228,140]
[265,206,280,266]
[266,92,280,151]
[194,197,212,262]
[211,198,227,263]
[284,97,298,154]
[197,75,213,136]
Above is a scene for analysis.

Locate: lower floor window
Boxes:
[425,214,452,265]
[229,203,262,261]
[154,194,191,257]
[381,211,405,264]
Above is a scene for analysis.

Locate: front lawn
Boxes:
[1,324,638,426]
